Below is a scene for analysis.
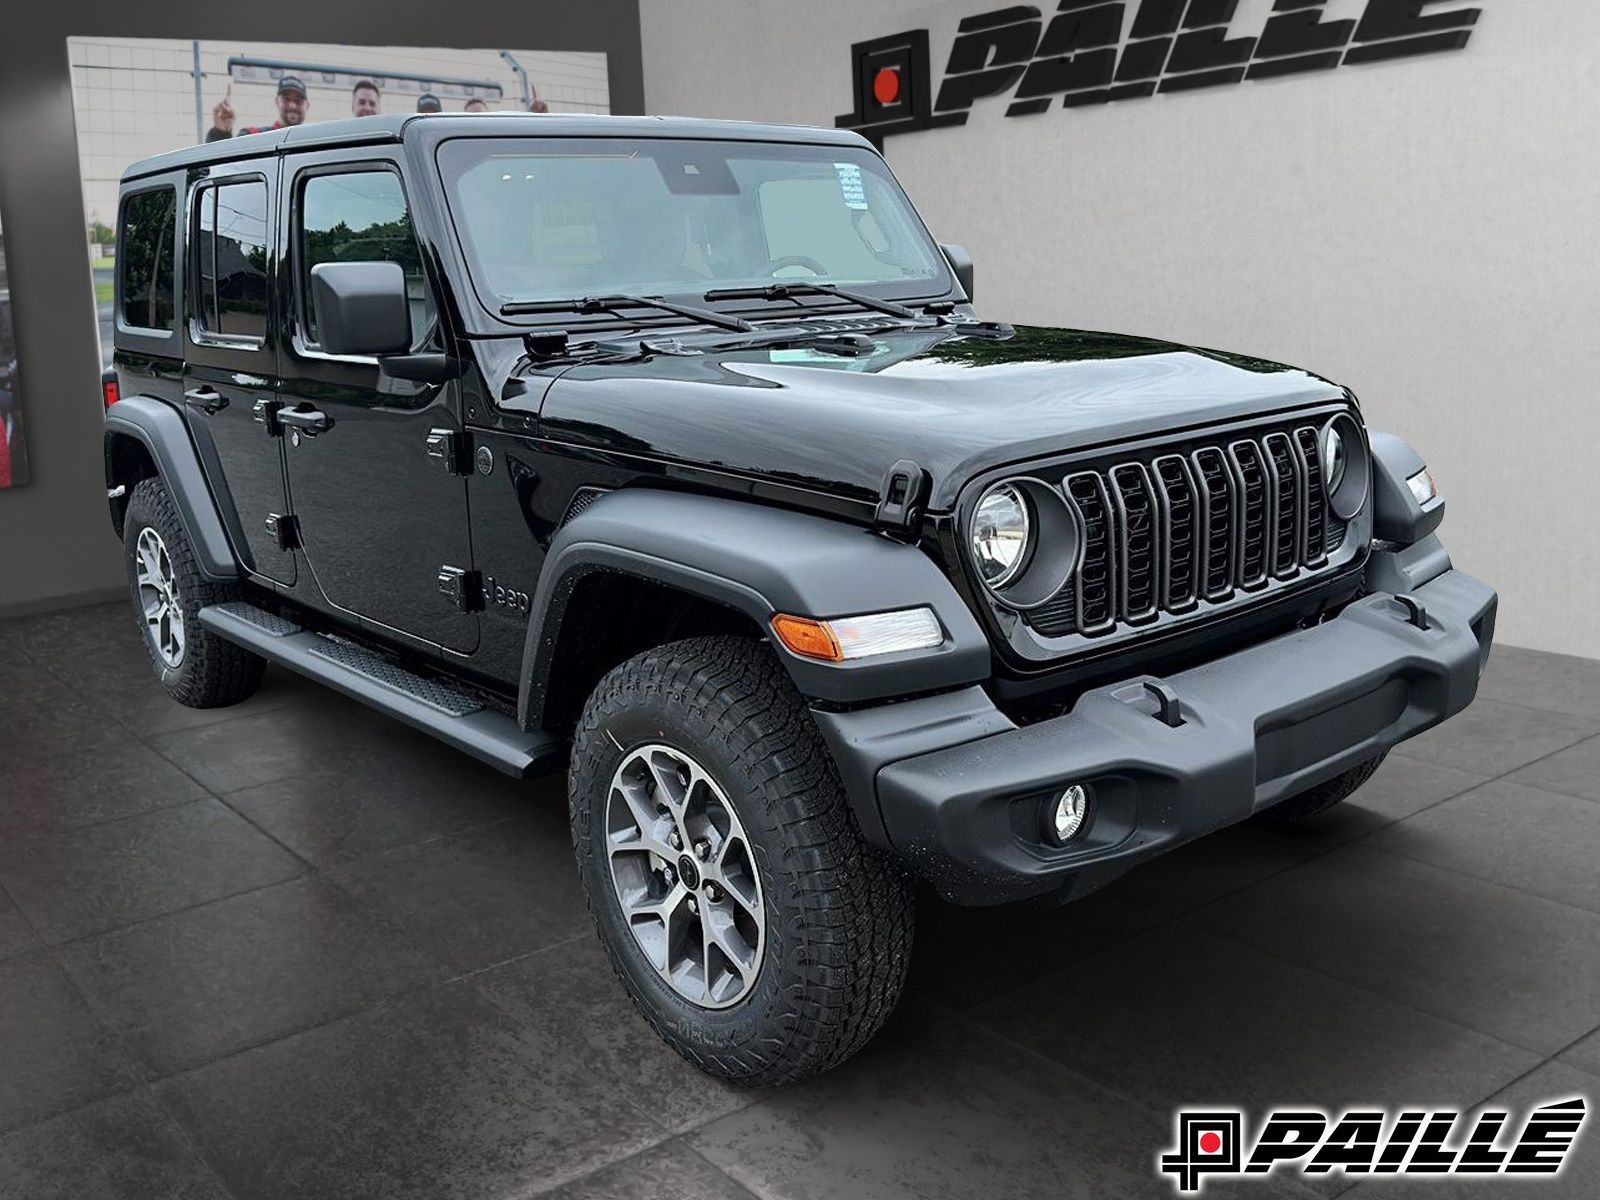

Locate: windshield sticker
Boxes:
[834,162,869,210]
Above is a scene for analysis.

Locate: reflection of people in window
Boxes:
[207,76,309,142]
[352,79,381,117]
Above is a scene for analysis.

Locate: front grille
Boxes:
[1026,420,1343,638]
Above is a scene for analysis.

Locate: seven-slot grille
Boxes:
[1026,421,1339,638]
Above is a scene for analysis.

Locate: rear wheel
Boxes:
[1251,752,1387,828]
[122,477,265,708]
[569,635,915,1087]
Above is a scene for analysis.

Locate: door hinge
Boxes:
[264,513,300,551]
[424,427,471,475]
[874,458,929,542]
[252,398,284,437]
[437,565,483,612]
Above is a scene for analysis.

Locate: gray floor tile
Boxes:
[1479,643,1600,720]
[1189,846,1600,1055]
[0,952,140,1133]
[1391,700,1600,777]
[1345,1061,1600,1199]
[63,648,310,738]
[1107,823,1322,920]
[474,936,753,1135]
[908,886,1166,1009]
[0,799,305,944]
[2,602,134,661]
[223,739,535,870]
[58,876,449,1077]
[0,888,37,962]
[332,805,589,974]
[1364,781,1600,913]
[1509,735,1600,803]
[0,1090,229,1200]
[543,1141,758,1200]
[1,739,208,838]
[146,699,402,794]
[688,1000,1295,1200]
[975,924,1538,1118]
[154,978,669,1200]
[1559,1026,1600,1077]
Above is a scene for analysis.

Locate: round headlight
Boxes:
[972,483,1031,588]
[1321,425,1347,492]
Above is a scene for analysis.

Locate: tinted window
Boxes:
[119,189,177,331]
[298,170,429,350]
[193,181,269,339]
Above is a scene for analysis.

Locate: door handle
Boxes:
[183,387,228,415]
[278,408,331,437]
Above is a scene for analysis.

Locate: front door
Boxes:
[181,161,295,586]
[277,152,476,652]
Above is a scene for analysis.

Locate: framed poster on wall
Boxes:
[0,209,29,489]
[66,37,612,369]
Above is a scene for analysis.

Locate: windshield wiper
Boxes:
[702,282,918,321]
[499,293,753,333]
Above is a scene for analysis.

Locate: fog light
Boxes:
[1047,784,1090,844]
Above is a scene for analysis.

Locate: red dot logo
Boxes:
[872,67,901,106]
[1199,1132,1223,1155]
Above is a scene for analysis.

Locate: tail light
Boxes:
[101,369,120,409]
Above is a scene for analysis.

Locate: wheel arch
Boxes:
[519,489,991,732]
[104,396,240,581]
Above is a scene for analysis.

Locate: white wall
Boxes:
[642,0,1600,660]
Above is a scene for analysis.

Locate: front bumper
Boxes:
[814,568,1497,905]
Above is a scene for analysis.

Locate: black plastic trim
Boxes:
[518,490,992,727]
[104,395,240,582]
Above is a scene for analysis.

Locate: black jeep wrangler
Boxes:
[104,113,1496,1085]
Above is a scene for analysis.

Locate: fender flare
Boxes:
[104,396,240,581]
[1369,429,1446,545]
[519,489,991,726]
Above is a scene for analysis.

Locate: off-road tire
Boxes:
[122,476,266,708]
[1251,752,1388,828]
[569,635,915,1087]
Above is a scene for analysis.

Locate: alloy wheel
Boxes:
[605,743,765,1008]
[134,526,185,668]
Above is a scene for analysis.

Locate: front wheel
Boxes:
[568,636,915,1087]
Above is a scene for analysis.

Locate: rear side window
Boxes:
[119,188,177,331]
[192,180,270,340]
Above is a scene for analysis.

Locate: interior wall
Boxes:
[641,0,1600,660]
[0,0,643,618]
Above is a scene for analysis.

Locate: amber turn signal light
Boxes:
[770,614,844,662]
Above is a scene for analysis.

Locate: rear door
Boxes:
[180,160,295,585]
[277,150,476,652]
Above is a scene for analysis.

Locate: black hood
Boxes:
[531,324,1348,510]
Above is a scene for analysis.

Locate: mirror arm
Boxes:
[378,352,465,384]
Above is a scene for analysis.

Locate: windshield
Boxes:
[435,137,953,316]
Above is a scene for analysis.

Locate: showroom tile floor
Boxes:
[2,601,1598,1199]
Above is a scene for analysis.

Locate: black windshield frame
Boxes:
[434,135,958,328]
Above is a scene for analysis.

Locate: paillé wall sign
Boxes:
[837,0,1482,145]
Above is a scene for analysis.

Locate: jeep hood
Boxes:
[531,324,1346,511]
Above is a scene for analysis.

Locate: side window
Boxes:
[298,170,430,352]
[192,180,269,340]
[119,188,177,331]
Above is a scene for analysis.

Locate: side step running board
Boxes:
[198,602,566,779]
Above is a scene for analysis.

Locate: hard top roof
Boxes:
[120,113,876,183]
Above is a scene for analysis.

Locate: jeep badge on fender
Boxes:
[102,111,1496,1086]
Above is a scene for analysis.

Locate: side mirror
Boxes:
[309,261,411,356]
[940,243,974,303]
